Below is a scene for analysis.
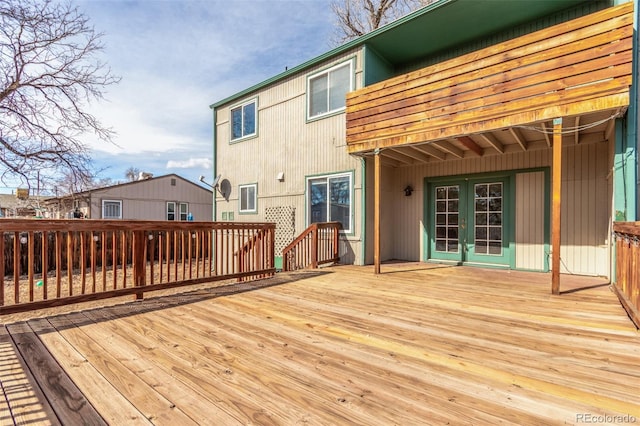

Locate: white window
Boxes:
[179,202,188,221]
[102,200,122,219]
[230,98,257,141]
[239,184,257,214]
[307,172,352,233]
[167,201,176,221]
[307,60,353,120]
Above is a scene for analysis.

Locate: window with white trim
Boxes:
[307,172,352,232]
[102,200,122,219]
[167,201,176,221]
[239,184,257,214]
[307,60,353,120]
[179,202,188,221]
[230,98,257,141]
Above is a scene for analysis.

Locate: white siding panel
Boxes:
[515,172,545,270]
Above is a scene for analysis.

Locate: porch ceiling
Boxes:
[371,109,621,167]
[346,3,633,164]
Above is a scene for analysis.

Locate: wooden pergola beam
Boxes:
[458,136,484,156]
[551,118,562,295]
[509,127,528,151]
[435,140,464,158]
[411,144,444,161]
[478,133,505,154]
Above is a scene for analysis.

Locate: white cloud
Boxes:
[73,0,333,183]
[166,158,212,169]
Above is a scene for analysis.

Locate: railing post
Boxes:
[311,224,318,269]
[133,230,146,300]
[333,223,339,261]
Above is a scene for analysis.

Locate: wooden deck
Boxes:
[1,264,639,425]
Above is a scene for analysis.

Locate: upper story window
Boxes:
[239,183,257,214]
[230,98,257,141]
[307,60,353,120]
[102,200,122,219]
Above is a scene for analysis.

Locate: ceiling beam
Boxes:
[508,127,528,151]
[574,116,581,144]
[433,140,464,158]
[412,144,446,161]
[478,133,504,154]
[457,136,484,156]
[398,147,431,163]
[604,111,618,141]
[381,149,414,164]
[542,122,552,147]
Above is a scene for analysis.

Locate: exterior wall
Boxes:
[215,48,365,264]
[87,175,212,221]
[375,140,612,277]
[515,171,546,270]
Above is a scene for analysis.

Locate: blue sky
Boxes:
[75,0,334,188]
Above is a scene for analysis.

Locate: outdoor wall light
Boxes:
[19,234,28,244]
[276,172,285,182]
[148,233,154,240]
[404,185,414,197]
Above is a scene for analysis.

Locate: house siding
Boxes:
[376,140,612,277]
[215,48,365,264]
[87,176,212,221]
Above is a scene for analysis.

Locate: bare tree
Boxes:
[0,0,119,191]
[330,0,435,45]
[125,166,140,182]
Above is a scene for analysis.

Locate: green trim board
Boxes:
[422,168,550,271]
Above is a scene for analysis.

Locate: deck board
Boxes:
[1,264,639,425]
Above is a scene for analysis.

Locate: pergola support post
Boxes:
[551,118,563,295]
[374,149,381,274]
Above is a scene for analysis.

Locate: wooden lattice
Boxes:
[265,206,295,255]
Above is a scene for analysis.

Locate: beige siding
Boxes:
[216,49,365,264]
[379,140,611,277]
[88,175,213,221]
[558,142,611,277]
[515,171,545,270]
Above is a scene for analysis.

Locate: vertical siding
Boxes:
[515,172,545,270]
[87,176,213,221]
[216,49,365,264]
[558,142,611,276]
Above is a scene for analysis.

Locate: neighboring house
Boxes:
[210,0,638,279]
[44,174,213,221]
[0,192,46,218]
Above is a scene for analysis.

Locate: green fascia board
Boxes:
[209,0,590,110]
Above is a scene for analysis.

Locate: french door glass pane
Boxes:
[434,185,459,253]
[474,182,503,255]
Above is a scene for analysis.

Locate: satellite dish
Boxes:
[219,179,231,201]
[211,174,222,188]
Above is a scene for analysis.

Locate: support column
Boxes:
[551,118,563,295]
[374,149,381,274]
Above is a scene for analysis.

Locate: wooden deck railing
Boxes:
[0,219,275,315]
[613,221,640,328]
[282,222,340,272]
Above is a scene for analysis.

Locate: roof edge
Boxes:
[209,0,456,109]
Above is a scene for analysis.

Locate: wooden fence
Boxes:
[0,219,275,315]
[613,221,640,328]
[282,222,340,271]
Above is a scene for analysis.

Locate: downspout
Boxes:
[212,107,218,221]
[360,157,366,265]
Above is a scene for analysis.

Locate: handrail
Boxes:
[236,225,274,281]
[0,219,275,315]
[282,222,340,271]
[613,221,640,329]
